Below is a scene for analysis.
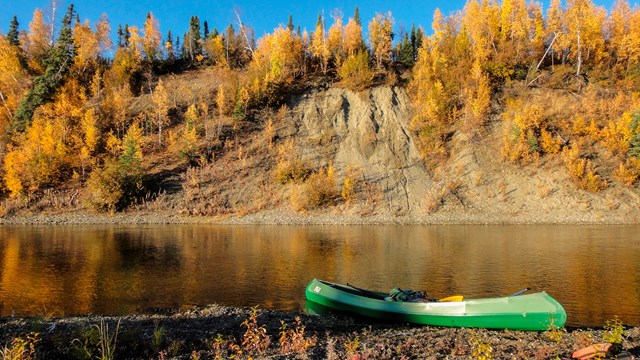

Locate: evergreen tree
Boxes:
[410,23,417,59]
[166,30,175,61]
[203,20,209,39]
[287,14,294,31]
[117,24,124,48]
[181,32,188,60]
[175,35,181,60]
[13,4,77,132]
[415,27,424,55]
[186,16,202,61]
[7,15,20,46]
[123,24,131,47]
[211,27,219,38]
[354,6,361,26]
[395,32,414,66]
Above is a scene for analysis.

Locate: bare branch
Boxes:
[234,9,255,58]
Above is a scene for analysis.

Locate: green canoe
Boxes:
[305,279,566,330]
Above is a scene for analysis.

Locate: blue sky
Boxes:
[1,0,624,54]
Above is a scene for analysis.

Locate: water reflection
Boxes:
[0,224,638,326]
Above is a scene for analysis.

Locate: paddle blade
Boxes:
[439,295,464,302]
[572,343,611,360]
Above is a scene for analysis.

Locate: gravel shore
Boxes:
[1,207,639,225]
[1,305,639,359]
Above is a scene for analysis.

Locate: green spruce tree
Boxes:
[7,16,20,46]
[287,14,294,31]
[354,6,361,26]
[13,4,77,132]
[187,16,202,62]
[395,32,414,66]
[123,24,131,47]
[117,24,124,48]
[166,30,175,61]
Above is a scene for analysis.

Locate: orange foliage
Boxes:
[368,12,394,69]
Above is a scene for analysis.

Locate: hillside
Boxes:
[150,76,640,224]
[2,0,640,224]
[1,67,639,224]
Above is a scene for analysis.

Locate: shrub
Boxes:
[337,51,375,91]
[274,139,309,184]
[630,111,640,158]
[290,164,338,211]
[603,317,625,344]
[86,122,144,212]
[540,128,561,154]
[303,164,337,209]
[241,307,270,355]
[613,160,640,187]
[279,317,317,355]
[562,144,607,192]
[0,332,40,360]
[86,158,143,212]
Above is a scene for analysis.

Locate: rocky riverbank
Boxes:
[1,206,640,225]
[1,304,639,359]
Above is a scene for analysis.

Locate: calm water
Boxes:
[0,224,638,327]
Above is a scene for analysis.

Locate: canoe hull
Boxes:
[305,279,566,331]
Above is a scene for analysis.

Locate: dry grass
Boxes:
[290,164,338,211]
[537,183,555,199]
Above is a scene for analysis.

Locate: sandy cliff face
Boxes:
[264,85,640,223]
[284,86,432,216]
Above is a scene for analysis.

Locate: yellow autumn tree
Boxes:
[0,35,30,136]
[463,58,491,131]
[204,34,228,67]
[216,85,229,116]
[368,12,394,69]
[609,0,640,77]
[78,108,99,176]
[327,12,345,66]
[105,85,132,136]
[409,34,456,161]
[108,25,142,88]
[73,20,100,73]
[95,14,112,54]
[564,0,607,75]
[311,13,329,73]
[251,25,304,85]
[461,0,500,64]
[546,0,565,66]
[499,0,534,64]
[3,113,71,197]
[152,79,170,145]
[142,12,162,61]
[178,103,200,160]
[344,17,365,56]
[25,8,51,73]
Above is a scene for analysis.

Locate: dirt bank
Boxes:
[1,305,639,359]
[2,84,640,225]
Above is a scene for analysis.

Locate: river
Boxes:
[0,224,638,327]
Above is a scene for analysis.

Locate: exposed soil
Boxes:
[1,304,639,359]
[1,85,639,225]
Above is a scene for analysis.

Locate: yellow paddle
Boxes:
[438,295,464,302]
